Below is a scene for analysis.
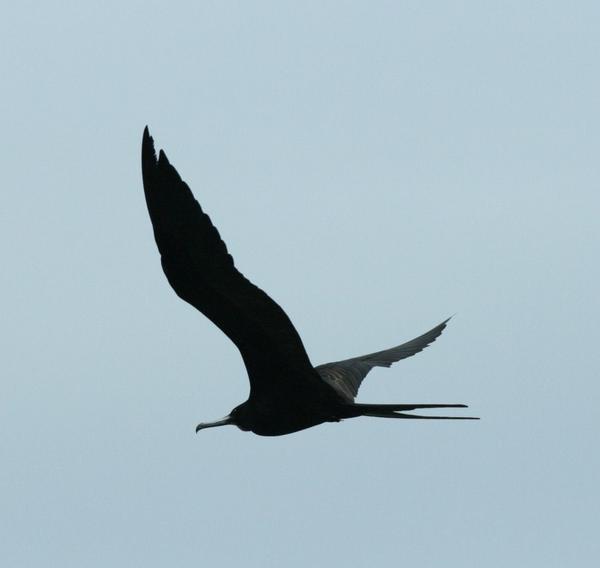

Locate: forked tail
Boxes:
[349,403,479,420]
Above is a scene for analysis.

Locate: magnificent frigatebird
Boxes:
[141,128,477,436]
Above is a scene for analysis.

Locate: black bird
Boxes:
[141,128,477,436]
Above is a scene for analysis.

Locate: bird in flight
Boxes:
[141,127,477,436]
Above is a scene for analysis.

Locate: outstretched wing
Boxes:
[315,319,450,401]
[141,127,315,396]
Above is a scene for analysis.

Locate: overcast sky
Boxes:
[2,2,599,567]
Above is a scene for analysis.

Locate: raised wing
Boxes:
[141,128,315,396]
[315,319,450,401]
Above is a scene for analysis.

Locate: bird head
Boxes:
[195,403,250,433]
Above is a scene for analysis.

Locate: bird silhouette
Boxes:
[141,127,477,436]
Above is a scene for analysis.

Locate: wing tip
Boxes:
[429,315,453,339]
[142,125,157,164]
[141,127,171,167]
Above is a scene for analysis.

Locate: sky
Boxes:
[2,1,599,566]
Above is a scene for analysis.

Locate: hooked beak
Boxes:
[195,415,233,433]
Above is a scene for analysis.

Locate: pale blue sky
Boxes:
[2,2,599,566]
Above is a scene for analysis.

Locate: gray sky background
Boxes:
[2,2,599,566]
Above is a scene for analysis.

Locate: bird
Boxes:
[141,127,478,436]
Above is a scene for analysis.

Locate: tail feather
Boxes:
[349,403,479,420]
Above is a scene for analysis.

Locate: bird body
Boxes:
[230,387,345,436]
[141,127,477,436]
